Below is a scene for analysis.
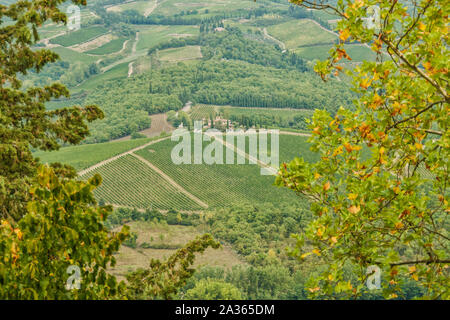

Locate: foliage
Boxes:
[0,0,103,221]
[184,279,243,300]
[277,0,449,299]
[208,204,310,267]
[0,166,129,299]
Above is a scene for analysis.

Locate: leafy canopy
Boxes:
[277,0,449,299]
[0,0,103,221]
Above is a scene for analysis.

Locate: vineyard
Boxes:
[34,137,153,171]
[86,38,127,55]
[50,26,109,47]
[79,154,202,210]
[133,135,309,208]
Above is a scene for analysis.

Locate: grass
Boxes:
[33,137,153,171]
[295,43,376,62]
[50,26,108,47]
[136,25,199,52]
[159,45,202,62]
[151,0,259,16]
[267,19,336,49]
[73,62,129,92]
[79,155,202,210]
[51,46,98,64]
[106,0,155,15]
[85,38,127,55]
[109,221,243,280]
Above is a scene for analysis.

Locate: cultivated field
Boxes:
[50,25,108,47]
[159,45,203,62]
[136,25,200,52]
[34,137,153,171]
[79,154,203,210]
[267,19,336,49]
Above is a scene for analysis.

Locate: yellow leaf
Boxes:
[395,222,404,229]
[314,172,322,179]
[317,228,324,237]
[418,22,426,31]
[301,252,312,259]
[308,287,320,293]
[348,205,360,214]
[339,29,350,41]
[312,249,321,256]
[409,266,416,273]
[344,143,353,153]
[323,181,331,191]
[348,193,358,200]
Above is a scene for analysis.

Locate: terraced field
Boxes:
[79,154,203,210]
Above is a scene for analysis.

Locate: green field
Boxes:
[267,19,336,49]
[106,0,156,15]
[151,0,259,16]
[159,45,203,62]
[136,25,200,52]
[86,38,127,55]
[50,26,108,47]
[295,43,376,62]
[79,155,202,210]
[74,62,129,92]
[34,137,154,171]
[51,46,98,64]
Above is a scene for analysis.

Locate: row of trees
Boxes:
[81,59,353,141]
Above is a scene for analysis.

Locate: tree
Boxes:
[0,0,103,222]
[277,0,449,299]
[0,0,219,299]
[0,166,129,299]
[126,234,220,299]
[184,279,243,300]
